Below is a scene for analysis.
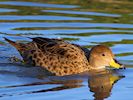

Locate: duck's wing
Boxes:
[81,47,90,60]
[72,44,90,60]
[31,37,90,59]
[31,37,64,50]
[31,37,64,45]
[31,37,75,55]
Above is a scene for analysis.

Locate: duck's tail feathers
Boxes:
[4,37,23,51]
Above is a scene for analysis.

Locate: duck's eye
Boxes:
[102,54,105,56]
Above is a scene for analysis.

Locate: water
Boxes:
[0,0,133,100]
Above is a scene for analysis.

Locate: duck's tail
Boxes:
[4,37,23,51]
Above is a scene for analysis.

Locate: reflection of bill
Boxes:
[88,71,124,100]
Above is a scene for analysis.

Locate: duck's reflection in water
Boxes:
[88,70,124,100]
[0,77,83,97]
[0,70,124,99]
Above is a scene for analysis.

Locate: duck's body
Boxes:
[5,37,91,76]
[4,37,123,76]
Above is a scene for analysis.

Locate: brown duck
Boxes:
[4,37,124,76]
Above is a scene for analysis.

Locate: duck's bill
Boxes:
[109,75,125,84]
[109,59,125,69]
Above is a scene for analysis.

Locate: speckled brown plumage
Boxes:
[4,37,123,76]
[4,37,90,76]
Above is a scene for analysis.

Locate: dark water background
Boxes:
[0,0,133,100]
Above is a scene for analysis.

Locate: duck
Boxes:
[4,37,124,76]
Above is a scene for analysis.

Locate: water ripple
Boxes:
[1,22,133,29]
[43,10,121,17]
[0,8,18,13]
[0,15,91,21]
[0,1,78,8]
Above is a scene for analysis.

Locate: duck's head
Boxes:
[89,45,125,70]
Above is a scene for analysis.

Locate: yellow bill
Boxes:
[109,59,121,69]
[109,75,120,84]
